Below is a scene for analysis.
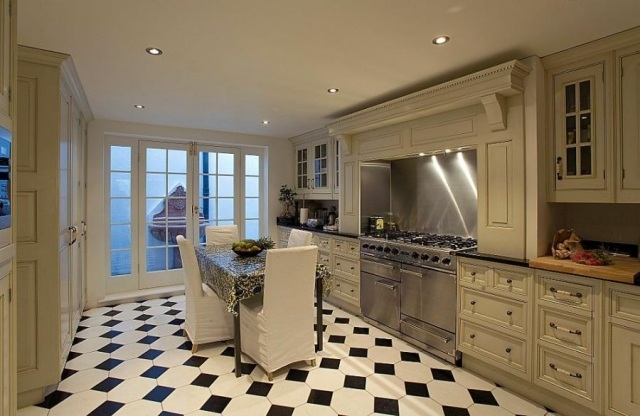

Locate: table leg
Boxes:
[234,302,242,377]
[316,278,323,351]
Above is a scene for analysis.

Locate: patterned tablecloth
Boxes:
[195,245,331,315]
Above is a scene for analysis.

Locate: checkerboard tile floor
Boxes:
[17,296,562,416]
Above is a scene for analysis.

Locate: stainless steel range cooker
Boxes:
[360,232,477,365]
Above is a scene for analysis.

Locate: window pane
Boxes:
[111,172,131,197]
[110,199,131,223]
[168,150,187,173]
[218,198,234,219]
[245,219,259,240]
[169,246,182,270]
[147,248,167,272]
[565,84,576,113]
[200,152,217,174]
[218,176,234,197]
[146,198,164,218]
[111,250,131,276]
[580,146,592,175]
[245,177,259,197]
[146,148,166,172]
[245,155,259,176]
[111,225,131,249]
[199,175,217,196]
[566,147,577,176]
[200,198,216,220]
[147,174,167,197]
[579,80,591,111]
[147,224,167,247]
[218,153,235,174]
[111,146,131,171]
[168,174,187,193]
[245,197,259,218]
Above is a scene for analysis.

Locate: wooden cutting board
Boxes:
[529,256,640,285]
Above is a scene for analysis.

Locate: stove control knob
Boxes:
[368,245,375,250]
[411,252,419,259]
[391,248,399,255]
[383,247,391,253]
[400,251,409,256]
[362,244,369,249]
[376,246,383,251]
[420,254,430,261]
[431,255,440,263]
[441,258,451,266]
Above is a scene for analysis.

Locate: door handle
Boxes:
[68,226,77,246]
[556,157,563,180]
[374,280,397,291]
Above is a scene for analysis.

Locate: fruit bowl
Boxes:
[232,246,263,257]
[231,240,264,257]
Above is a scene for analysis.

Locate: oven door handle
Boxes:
[361,259,396,270]
[375,280,397,291]
[401,269,423,278]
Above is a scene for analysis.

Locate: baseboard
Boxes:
[98,284,185,308]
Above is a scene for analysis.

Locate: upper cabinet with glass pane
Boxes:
[291,128,334,198]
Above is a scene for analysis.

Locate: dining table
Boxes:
[195,244,331,377]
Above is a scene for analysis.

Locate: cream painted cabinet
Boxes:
[618,46,640,201]
[0,261,11,416]
[0,0,13,123]
[291,128,334,199]
[16,46,92,407]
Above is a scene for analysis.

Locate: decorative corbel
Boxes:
[481,93,507,132]
[334,134,353,156]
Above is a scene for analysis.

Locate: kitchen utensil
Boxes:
[299,208,309,225]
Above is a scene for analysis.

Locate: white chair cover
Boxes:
[240,245,318,376]
[205,225,239,246]
[287,228,312,248]
[177,235,233,351]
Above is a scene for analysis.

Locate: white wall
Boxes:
[85,119,292,308]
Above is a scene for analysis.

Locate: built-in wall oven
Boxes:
[360,232,476,365]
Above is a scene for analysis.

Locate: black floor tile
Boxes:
[134,305,150,311]
[373,397,399,415]
[136,324,156,332]
[322,308,333,315]
[95,358,123,371]
[343,375,366,390]
[353,327,369,335]
[102,319,121,327]
[98,343,123,353]
[91,377,124,392]
[405,381,429,397]
[103,310,120,317]
[374,363,395,375]
[442,405,471,416]
[286,369,309,382]
[267,404,295,416]
[400,351,420,362]
[143,386,174,402]
[319,357,340,369]
[432,368,455,382]
[200,395,232,413]
[191,373,218,387]
[183,355,208,367]
[178,341,193,350]
[469,389,499,406]
[221,346,235,356]
[334,317,350,324]
[307,389,333,406]
[375,338,393,347]
[349,347,368,358]
[88,400,124,416]
[162,301,177,307]
[247,381,273,396]
[169,318,185,326]
[135,314,153,321]
[241,362,257,375]
[138,335,160,345]
[100,330,122,339]
[139,349,163,360]
[60,368,77,380]
[141,365,169,379]
[36,390,72,409]
[328,335,346,344]
[159,412,182,416]
[166,309,181,315]
[66,351,82,362]
[313,324,327,332]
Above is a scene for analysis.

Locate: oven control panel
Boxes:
[360,238,456,272]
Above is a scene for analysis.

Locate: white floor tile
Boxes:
[110,343,150,361]
[330,387,375,416]
[304,368,345,391]
[112,302,142,312]
[109,358,152,380]
[82,307,113,317]
[223,394,272,416]
[469,403,517,416]
[57,368,109,393]
[112,310,143,321]
[143,305,171,315]
[70,336,110,354]
[293,403,338,416]
[367,345,402,363]
[365,373,406,399]
[148,323,181,337]
[153,348,192,368]
[157,365,201,388]
[398,396,445,416]
[337,356,375,377]
[75,325,110,339]
[267,380,311,407]
[452,367,496,390]
[65,351,110,371]
[112,399,162,415]
[428,379,474,408]
[161,385,213,414]
[112,330,146,345]
[48,390,107,416]
[493,387,548,416]
[209,373,253,398]
[168,295,186,303]
[394,361,434,384]
[107,377,157,403]
[146,314,177,325]
[17,405,50,416]
[141,298,167,307]
[149,334,185,350]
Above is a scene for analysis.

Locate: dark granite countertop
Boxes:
[457,250,529,268]
[277,223,360,240]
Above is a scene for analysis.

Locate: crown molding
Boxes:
[327,59,530,137]
[289,126,328,145]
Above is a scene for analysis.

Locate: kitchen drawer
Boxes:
[460,287,527,334]
[493,266,530,297]
[610,287,640,324]
[459,319,528,375]
[318,251,331,268]
[538,275,594,312]
[317,236,331,251]
[538,305,592,355]
[332,238,359,257]
[334,276,359,303]
[459,261,492,287]
[333,255,359,277]
[536,344,594,403]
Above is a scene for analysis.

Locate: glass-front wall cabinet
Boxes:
[553,63,606,192]
[294,139,332,196]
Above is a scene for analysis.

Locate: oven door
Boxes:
[361,270,400,331]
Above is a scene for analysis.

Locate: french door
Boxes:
[107,139,249,294]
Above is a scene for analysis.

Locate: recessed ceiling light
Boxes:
[134,104,145,109]
[432,36,450,45]
[262,120,270,125]
[327,88,339,93]
[145,47,163,56]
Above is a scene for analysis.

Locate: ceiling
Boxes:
[17,0,640,139]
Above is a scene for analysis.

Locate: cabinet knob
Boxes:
[505,347,512,353]
[470,300,476,306]
[470,271,476,276]
[506,311,512,316]
[469,334,475,339]
[336,262,341,266]
[336,283,341,287]
[350,266,355,270]
[506,279,513,284]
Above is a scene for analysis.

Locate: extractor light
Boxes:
[432,36,450,45]
[145,47,163,56]
[261,120,270,125]
[134,104,145,109]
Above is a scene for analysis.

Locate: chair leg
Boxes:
[311,358,317,367]
[267,372,273,381]
[192,343,198,353]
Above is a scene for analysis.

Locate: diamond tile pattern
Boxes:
[19,295,559,416]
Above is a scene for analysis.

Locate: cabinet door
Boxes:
[609,324,640,415]
[294,145,309,194]
[0,0,11,119]
[620,51,640,196]
[0,269,10,416]
[333,138,340,198]
[553,63,606,192]
[311,140,331,194]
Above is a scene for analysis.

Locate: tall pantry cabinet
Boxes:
[16,46,92,407]
[0,0,17,415]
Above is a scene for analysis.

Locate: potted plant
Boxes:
[278,184,297,225]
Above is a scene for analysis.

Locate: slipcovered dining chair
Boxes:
[177,235,234,353]
[205,224,239,246]
[240,245,319,380]
[287,228,312,248]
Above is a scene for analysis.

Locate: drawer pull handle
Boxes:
[549,363,582,379]
[549,287,583,298]
[505,347,512,353]
[336,244,341,248]
[336,284,341,287]
[350,289,354,293]
[470,300,476,306]
[350,266,355,270]
[336,262,341,266]
[549,322,582,335]
[350,247,355,250]
[506,279,513,284]
[506,311,513,316]
[469,334,476,339]
[375,280,397,291]
[470,272,476,276]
